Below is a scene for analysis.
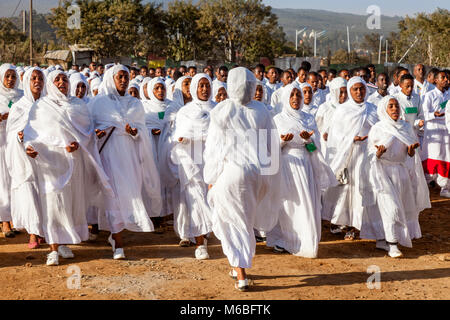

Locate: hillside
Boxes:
[1,1,402,55]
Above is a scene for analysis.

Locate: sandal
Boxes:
[179,239,190,247]
[4,231,15,238]
[28,242,40,249]
[229,269,238,280]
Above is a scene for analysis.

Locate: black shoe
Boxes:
[255,236,266,243]
[273,245,287,253]
[429,181,436,188]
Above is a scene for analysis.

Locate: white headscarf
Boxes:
[45,70,72,107]
[299,82,313,106]
[70,72,89,102]
[90,77,102,96]
[329,77,347,108]
[227,67,256,106]
[173,73,214,140]
[0,64,23,105]
[97,64,129,98]
[189,73,213,106]
[212,82,227,103]
[275,82,316,132]
[171,76,191,107]
[21,67,47,104]
[325,76,378,173]
[347,76,369,103]
[374,95,417,146]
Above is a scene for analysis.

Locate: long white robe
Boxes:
[88,65,162,234]
[23,70,112,244]
[315,77,348,158]
[171,73,213,240]
[5,67,45,236]
[421,87,450,187]
[0,64,23,222]
[361,95,430,246]
[267,83,337,257]
[140,77,173,216]
[322,77,379,230]
[204,67,281,268]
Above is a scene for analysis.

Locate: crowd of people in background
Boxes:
[0,58,449,291]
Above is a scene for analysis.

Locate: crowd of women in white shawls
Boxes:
[0,60,449,291]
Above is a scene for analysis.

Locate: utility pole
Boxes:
[29,0,33,66]
[385,39,388,63]
[295,28,306,52]
[22,10,26,33]
[378,35,383,64]
[314,31,317,57]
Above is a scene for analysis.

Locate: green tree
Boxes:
[165,0,203,61]
[0,18,27,63]
[197,0,286,63]
[391,8,449,66]
[47,0,165,59]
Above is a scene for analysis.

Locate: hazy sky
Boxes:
[263,0,449,17]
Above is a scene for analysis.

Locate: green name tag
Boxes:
[440,100,448,109]
[158,111,165,120]
[305,142,317,152]
[405,107,418,114]
[8,100,13,108]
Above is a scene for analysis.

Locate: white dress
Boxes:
[204,67,281,268]
[267,84,337,257]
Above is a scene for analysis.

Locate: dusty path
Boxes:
[0,188,449,300]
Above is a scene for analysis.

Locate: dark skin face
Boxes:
[377,74,389,94]
[435,72,449,92]
[350,83,366,104]
[427,73,436,84]
[148,69,156,78]
[297,69,307,83]
[386,98,400,121]
[204,68,213,79]
[289,88,302,110]
[307,74,318,92]
[114,70,129,96]
[152,83,166,101]
[414,64,425,82]
[30,70,44,101]
[197,78,211,101]
[128,87,139,98]
[155,68,163,77]
[217,70,228,82]
[215,87,227,103]
[319,71,328,84]
[130,69,138,80]
[281,72,293,86]
[254,67,264,81]
[140,68,148,77]
[394,70,409,86]
[89,63,96,71]
[181,78,192,103]
[3,70,17,89]
[53,73,69,96]
[339,70,350,81]
[267,68,277,84]
[400,79,414,96]
[254,85,264,101]
[76,82,87,99]
[338,87,348,104]
[302,86,312,105]
[358,70,370,83]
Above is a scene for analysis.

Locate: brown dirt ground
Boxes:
[0,187,449,300]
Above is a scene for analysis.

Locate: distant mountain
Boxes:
[1,1,402,55]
